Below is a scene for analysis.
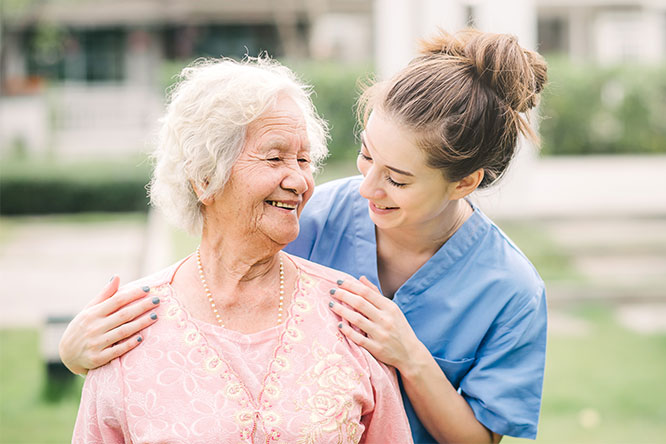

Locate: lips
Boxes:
[369,201,399,214]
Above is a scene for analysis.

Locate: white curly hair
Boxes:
[148,56,329,235]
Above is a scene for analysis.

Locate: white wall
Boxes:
[374,0,537,79]
[594,9,666,64]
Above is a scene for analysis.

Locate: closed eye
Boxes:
[386,175,407,188]
[357,150,372,162]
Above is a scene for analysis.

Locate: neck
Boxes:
[198,226,283,287]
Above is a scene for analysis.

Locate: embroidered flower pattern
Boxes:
[298,343,362,443]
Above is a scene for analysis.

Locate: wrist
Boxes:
[397,339,430,381]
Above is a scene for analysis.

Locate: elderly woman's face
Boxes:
[207,94,315,247]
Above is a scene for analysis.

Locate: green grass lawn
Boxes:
[505,305,666,444]
[1,306,664,443]
[0,329,83,444]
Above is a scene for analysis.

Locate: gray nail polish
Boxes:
[329,288,336,295]
[337,322,343,329]
[336,279,344,285]
[328,301,334,308]
[152,297,160,305]
[109,275,115,282]
[137,336,143,342]
[150,313,157,320]
[142,286,150,293]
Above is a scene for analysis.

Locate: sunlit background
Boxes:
[1,0,665,443]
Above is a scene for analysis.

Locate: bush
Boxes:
[288,61,373,163]
[540,58,666,155]
[0,158,151,215]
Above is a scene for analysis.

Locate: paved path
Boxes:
[0,218,147,326]
[474,154,666,219]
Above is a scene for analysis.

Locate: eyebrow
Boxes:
[361,133,414,177]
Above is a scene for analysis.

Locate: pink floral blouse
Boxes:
[73,254,412,444]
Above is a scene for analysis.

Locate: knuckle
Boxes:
[118,307,137,324]
[350,311,364,325]
[356,334,369,348]
[380,314,393,326]
[115,324,131,340]
[377,331,390,343]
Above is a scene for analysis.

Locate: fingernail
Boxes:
[328,301,334,308]
[329,288,336,295]
[150,313,157,320]
[337,279,344,285]
[109,275,115,282]
[137,336,143,342]
[337,322,343,329]
[142,286,150,293]
[152,297,160,305]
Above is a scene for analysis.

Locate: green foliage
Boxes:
[540,58,666,155]
[288,61,373,163]
[0,158,151,215]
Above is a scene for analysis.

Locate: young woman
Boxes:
[61,29,548,443]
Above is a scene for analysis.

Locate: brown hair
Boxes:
[359,29,548,188]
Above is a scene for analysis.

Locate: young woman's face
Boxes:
[356,110,460,232]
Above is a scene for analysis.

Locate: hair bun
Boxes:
[418,29,547,112]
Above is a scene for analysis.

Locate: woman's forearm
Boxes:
[399,342,501,444]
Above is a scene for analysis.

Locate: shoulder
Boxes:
[315,174,362,197]
[287,253,353,286]
[117,257,188,293]
[474,208,545,301]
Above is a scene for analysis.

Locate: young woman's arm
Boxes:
[329,277,501,444]
[59,276,159,375]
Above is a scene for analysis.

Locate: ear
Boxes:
[190,179,214,206]
[449,168,484,200]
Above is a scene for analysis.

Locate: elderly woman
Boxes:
[72,57,412,443]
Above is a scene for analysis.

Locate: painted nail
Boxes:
[328,301,334,308]
[137,336,143,342]
[150,313,157,320]
[142,286,150,293]
[336,279,344,285]
[329,288,336,295]
[109,275,115,282]
[337,322,343,329]
[152,297,160,305]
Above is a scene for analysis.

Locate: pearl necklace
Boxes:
[195,247,285,328]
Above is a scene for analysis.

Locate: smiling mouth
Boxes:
[266,200,298,210]
[373,202,398,210]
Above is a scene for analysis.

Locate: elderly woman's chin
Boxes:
[261,211,302,247]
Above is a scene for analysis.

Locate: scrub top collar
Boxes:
[353,195,490,313]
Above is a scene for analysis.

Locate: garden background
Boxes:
[1,1,666,443]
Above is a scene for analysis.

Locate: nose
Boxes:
[358,164,386,201]
[281,163,310,195]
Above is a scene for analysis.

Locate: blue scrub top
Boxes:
[285,176,547,442]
